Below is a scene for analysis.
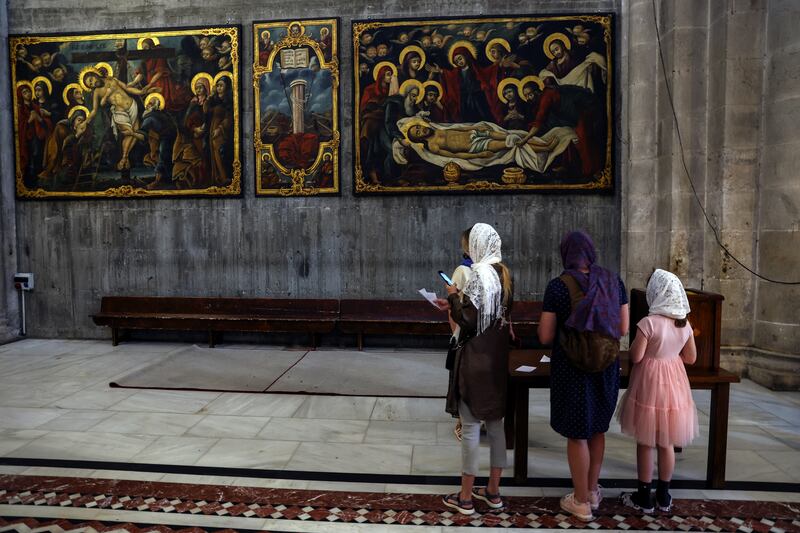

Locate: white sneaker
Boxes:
[560,492,593,521]
[589,485,602,511]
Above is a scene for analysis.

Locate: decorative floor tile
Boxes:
[0,474,798,531]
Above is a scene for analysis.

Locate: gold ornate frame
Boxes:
[352,15,614,194]
[10,26,241,199]
[253,19,340,197]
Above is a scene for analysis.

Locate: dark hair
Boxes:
[407,125,432,145]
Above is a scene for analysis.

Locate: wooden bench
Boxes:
[91,296,339,347]
[505,288,740,489]
[338,299,543,350]
[93,297,543,350]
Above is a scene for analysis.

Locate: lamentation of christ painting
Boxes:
[352,15,614,194]
[10,26,241,199]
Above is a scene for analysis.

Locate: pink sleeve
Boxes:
[636,317,654,339]
[683,320,694,343]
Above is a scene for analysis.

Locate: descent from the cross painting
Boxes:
[10,26,241,199]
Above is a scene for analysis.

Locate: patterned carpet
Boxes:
[0,516,284,532]
[1,475,799,531]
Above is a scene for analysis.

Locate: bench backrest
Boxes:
[100,296,339,317]
[339,299,445,322]
[99,296,542,327]
[509,301,543,323]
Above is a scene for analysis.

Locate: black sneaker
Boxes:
[656,493,672,512]
[621,491,655,514]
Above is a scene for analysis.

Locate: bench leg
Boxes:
[357,333,363,351]
[208,331,216,348]
[112,328,119,346]
[310,333,318,349]
[513,385,529,484]
[707,383,730,489]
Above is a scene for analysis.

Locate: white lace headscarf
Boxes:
[463,223,504,335]
[646,269,691,320]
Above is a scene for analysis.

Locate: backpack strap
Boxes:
[559,273,585,309]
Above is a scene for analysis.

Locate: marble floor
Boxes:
[0,338,799,532]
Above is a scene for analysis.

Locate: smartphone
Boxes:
[438,270,454,286]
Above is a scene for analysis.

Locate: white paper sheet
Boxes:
[515,365,537,372]
[540,355,551,363]
[418,288,445,310]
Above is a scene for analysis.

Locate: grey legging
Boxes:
[459,399,508,476]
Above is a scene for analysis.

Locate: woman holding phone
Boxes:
[436,223,513,515]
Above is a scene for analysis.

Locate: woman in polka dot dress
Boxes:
[537,231,629,522]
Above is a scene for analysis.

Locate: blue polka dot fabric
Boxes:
[544,276,628,440]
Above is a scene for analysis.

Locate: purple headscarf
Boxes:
[560,230,621,339]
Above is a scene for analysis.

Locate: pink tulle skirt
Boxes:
[617,356,699,448]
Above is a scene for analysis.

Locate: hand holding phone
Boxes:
[438,270,454,286]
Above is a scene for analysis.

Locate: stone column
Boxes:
[749,0,800,389]
[624,0,662,291]
[714,1,764,352]
[290,79,307,134]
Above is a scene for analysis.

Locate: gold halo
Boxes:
[372,60,398,82]
[543,32,571,60]
[191,72,214,95]
[79,66,102,92]
[448,40,478,67]
[94,61,114,78]
[497,77,521,104]
[31,75,53,95]
[485,37,511,62]
[398,79,424,103]
[68,105,90,120]
[260,30,271,41]
[421,80,444,102]
[399,45,426,69]
[399,116,431,140]
[62,82,83,105]
[137,36,160,50]
[213,70,233,86]
[287,21,305,36]
[519,75,544,92]
[144,92,165,109]
[15,80,34,94]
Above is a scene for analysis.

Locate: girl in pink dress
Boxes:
[617,269,699,513]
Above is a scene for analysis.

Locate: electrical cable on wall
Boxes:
[650,0,800,285]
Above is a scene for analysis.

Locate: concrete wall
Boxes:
[4,0,625,338]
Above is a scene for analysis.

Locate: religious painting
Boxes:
[254,19,340,196]
[352,15,614,194]
[10,26,241,199]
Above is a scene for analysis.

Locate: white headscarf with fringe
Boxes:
[646,268,691,320]
[463,223,504,335]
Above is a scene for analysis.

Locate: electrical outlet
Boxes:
[13,273,34,290]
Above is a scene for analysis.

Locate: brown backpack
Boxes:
[558,274,620,373]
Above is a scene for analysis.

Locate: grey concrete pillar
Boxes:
[0,0,20,343]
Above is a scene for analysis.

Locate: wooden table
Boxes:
[505,349,740,489]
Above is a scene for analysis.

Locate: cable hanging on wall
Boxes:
[650,0,800,285]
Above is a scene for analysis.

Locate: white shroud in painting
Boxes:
[394,118,578,173]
